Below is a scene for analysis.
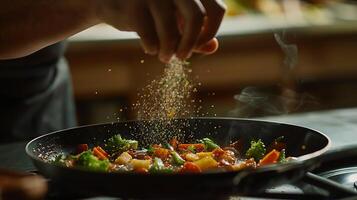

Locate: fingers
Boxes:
[135,0,226,62]
[147,0,180,63]
[132,3,158,55]
[197,0,226,46]
[193,38,219,54]
[174,0,205,60]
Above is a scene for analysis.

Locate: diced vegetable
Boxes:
[200,138,220,151]
[187,145,196,153]
[171,151,185,165]
[246,139,266,161]
[105,134,138,153]
[278,149,286,163]
[115,152,132,165]
[212,148,225,158]
[154,147,170,159]
[230,162,248,171]
[93,146,108,160]
[77,144,88,154]
[185,153,200,161]
[130,159,151,170]
[178,144,205,152]
[196,152,213,159]
[259,149,280,166]
[193,156,219,171]
[149,158,174,173]
[77,151,109,172]
[146,145,155,154]
[96,146,109,157]
[163,142,174,151]
[56,134,292,173]
[180,162,201,173]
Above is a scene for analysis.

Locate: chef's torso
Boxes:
[0,42,77,143]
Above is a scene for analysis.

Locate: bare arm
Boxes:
[0,0,100,59]
[0,0,226,62]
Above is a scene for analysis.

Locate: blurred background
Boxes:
[66,0,357,125]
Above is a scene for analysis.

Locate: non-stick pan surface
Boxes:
[26,118,330,198]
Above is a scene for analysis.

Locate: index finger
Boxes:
[197,0,226,46]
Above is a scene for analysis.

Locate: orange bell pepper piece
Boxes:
[180,162,201,173]
[259,149,280,166]
[154,147,170,159]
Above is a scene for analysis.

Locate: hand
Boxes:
[96,0,226,63]
[0,169,47,200]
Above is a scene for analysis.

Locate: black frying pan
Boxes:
[26,117,330,199]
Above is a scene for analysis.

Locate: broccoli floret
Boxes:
[149,158,174,174]
[246,139,266,161]
[77,151,109,172]
[200,138,220,151]
[278,149,287,163]
[105,134,138,154]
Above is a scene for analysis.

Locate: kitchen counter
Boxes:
[65,15,357,114]
[1,107,357,172]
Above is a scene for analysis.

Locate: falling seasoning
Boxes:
[134,58,198,144]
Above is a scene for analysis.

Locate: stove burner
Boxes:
[319,167,357,190]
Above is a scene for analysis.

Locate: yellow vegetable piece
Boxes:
[115,152,132,165]
[193,156,218,171]
[230,162,248,171]
[196,152,213,159]
[130,159,151,170]
[185,153,200,162]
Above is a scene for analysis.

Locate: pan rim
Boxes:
[25,117,331,176]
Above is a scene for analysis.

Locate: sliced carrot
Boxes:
[154,147,170,159]
[178,144,205,152]
[259,149,280,166]
[180,162,202,173]
[77,144,88,154]
[93,147,108,160]
[95,146,109,157]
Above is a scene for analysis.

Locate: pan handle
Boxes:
[310,144,357,165]
[306,145,357,171]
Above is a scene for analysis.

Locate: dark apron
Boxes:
[0,42,77,143]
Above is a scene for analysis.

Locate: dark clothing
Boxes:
[0,43,76,143]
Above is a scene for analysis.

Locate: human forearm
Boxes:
[0,0,226,62]
[0,0,99,59]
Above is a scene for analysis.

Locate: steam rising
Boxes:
[230,32,317,118]
[274,32,298,70]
